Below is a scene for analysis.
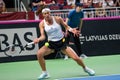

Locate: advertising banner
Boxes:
[0,21,40,59]
[80,18,120,56]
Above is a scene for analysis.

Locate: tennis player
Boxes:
[33,8,95,80]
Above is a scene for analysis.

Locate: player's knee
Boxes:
[37,50,43,57]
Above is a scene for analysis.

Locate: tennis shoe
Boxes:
[84,66,95,76]
[80,54,88,59]
[64,55,69,60]
[38,72,50,80]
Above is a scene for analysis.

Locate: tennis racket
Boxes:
[4,42,34,57]
[79,19,83,31]
[75,19,83,32]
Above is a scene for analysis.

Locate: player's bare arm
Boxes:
[55,16,80,36]
[34,20,46,44]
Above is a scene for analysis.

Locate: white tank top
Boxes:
[44,17,64,41]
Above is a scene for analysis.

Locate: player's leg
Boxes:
[61,46,95,76]
[62,46,85,67]
[37,45,54,79]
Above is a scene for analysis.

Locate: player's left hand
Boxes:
[72,28,80,37]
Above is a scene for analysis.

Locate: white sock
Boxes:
[42,71,47,74]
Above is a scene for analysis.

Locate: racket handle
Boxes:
[27,42,34,46]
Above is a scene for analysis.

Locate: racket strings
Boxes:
[5,44,24,57]
[7,44,21,51]
[4,42,34,57]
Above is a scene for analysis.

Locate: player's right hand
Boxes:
[33,38,39,44]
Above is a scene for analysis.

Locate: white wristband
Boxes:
[68,28,73,32]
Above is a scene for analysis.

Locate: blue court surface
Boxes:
[60,74,120,80]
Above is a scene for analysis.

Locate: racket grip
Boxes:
[27,42,34,46]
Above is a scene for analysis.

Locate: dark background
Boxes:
[4,0,14,8]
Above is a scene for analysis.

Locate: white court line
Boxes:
[58,74,120,80]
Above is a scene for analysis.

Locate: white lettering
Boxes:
[109,34,120,40]
[85,35,108,41]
